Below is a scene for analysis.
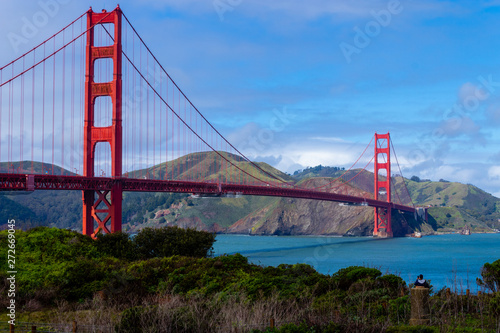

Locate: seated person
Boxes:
[414,274,430,288]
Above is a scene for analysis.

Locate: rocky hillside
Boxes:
[1,156,500,236]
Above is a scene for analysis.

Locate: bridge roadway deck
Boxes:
[0,173,415,213]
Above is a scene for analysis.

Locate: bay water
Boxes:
[213,233,500,292]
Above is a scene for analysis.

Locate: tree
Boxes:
[95,232,137,260]
[134,226,216,259]
[478,259,500,292]
[410,175,420,182]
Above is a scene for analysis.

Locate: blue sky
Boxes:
[2,0,500,196]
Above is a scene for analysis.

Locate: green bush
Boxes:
[115,306,157,333]
[478,259,500,292]
[331,266,382,290]
[312,289,346,313]
[95,232,137,260]
[134,226,215,259]
[388,296,410,323]
[489,292,500,316]
[376,274,407,297]
[0,226,218,304]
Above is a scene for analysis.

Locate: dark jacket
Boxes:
[414,278,429,288]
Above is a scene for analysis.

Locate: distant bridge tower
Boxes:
[82,6,123,238]
[374,132,392,238]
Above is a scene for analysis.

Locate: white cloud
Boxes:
[439,116,480,137]
[252,139,372,174]
[310,137,347,143]
[458,82,481,104]
[488,165,500,180]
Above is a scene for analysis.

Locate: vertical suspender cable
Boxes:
[159,63,163,179]
[139,41,143,177]
[168,70,170,179]
[0,70,2,166]
[190,104,193,181]
[62,30,66,174]
[183,98,186,179]
[146,50,149,176]
[70,24,75,174]
[21,57,25,172]
[153,61,156,178]
[132,30,136,178]
[9,66,12,171]
[124,22,128,177]
[79,18,84,175]
[177,86,180,178]
[31,51,36,173]
[42,44,46,172]
[52,38,56,175]
[171,82,174,179]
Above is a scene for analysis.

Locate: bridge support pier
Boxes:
[374,207,393,238]
[82,185,122,238]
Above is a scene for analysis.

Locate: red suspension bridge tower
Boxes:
[82,7,123,238]
[373,132,392,237]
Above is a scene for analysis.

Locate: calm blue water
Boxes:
[213,233,500,292]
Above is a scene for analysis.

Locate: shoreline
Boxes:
[217,229,500,238]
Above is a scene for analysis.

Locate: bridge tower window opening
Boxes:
[93,58,114,83]
[377,152,388,164]
[93,23,115,47]
[93,96,112,127]
[94,142,111,177]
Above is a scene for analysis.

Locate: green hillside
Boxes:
[1,157,499,235]
[128,151,293,184]
[404,178,500,232]
[0,161,77,175]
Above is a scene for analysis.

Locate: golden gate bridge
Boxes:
[0,6,416,238]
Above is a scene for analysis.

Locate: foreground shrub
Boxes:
[134,226,216,259]
[331,266,382,290]
[478,259,500,292]
[95,231,136,260]
[0,226,216,304]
